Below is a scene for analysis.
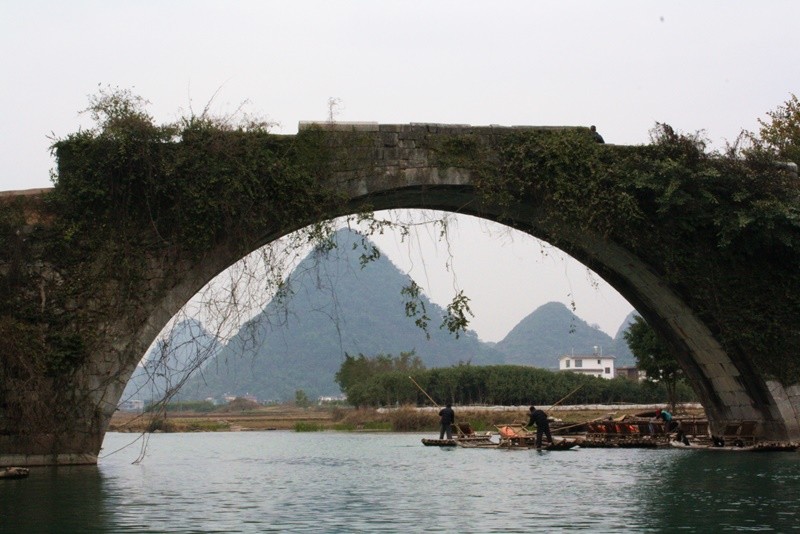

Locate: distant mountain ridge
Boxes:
[495,302,635,368]
[176,228,506,401]
[131,228,636,403]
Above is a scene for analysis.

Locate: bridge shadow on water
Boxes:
[0,465,111,533]
[631,450,800,532]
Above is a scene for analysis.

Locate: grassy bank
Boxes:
[109,403,706,434]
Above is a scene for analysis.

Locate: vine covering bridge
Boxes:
[1,118,799,466]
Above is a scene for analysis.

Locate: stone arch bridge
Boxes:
[1,122,799,465]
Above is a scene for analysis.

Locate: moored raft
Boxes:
[493,424,582,450]
[421,438,457,447]
[670,440,799,452]
[0,467,30,479]
[541,437,583,450]
[666,419,799,452]
[421,422,494,447]
[576,414,707,448]
[421,435,496,447]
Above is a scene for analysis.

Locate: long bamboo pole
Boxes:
[551,418,600,435]
[547,385,593,436]
[408,376,439,407]
[549,384,584,410]
[408,376,465,438]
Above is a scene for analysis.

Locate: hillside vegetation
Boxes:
[124,228,637,404]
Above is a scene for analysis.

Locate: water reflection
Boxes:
[0,465,111,533]
[2,433,800,533]
[633,450,800,532]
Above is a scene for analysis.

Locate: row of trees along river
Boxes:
[333,351,695,409]
[153,315,694,412]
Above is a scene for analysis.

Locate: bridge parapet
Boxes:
[297,122,592,201]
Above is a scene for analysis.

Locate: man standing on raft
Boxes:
[527,406,554,449]
[439,402,455,440]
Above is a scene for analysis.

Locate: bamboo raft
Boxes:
[670,441,799,452]
[565,415,707,448]
[577,418,671,448]
[492,424,582,450]
[0,467,30,480]
[421,435,494,447]
[417,379,588,451]
[421,423,582,450]
[668,420,798,452]
[567,416,799,451]
[421,422,495,447]
[422,414,798,452]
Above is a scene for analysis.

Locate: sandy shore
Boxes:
[110,403,705,433]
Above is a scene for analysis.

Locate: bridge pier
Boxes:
[0,362,124,466]
[0,451,98,467]
[764,381,800,439]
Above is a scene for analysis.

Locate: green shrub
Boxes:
[294,422,324,432]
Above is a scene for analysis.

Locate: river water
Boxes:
[2,431,800,533]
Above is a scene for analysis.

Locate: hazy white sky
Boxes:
[365,211,633,342]
[2,1,798,341]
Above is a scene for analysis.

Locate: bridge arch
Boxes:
[2,122,798,465]
[145,177,791,445]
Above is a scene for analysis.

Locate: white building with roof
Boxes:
[559,347,616,379]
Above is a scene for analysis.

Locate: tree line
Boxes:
[335,352,695,408]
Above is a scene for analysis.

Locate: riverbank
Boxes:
[109,403,705,433]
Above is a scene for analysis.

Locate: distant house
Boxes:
[616,366,646,381]
[317,395,346,404]
[118,399,144,412]
[559,349,616,379]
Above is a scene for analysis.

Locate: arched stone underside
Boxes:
[336,179,800,443]
[1,123,798,466]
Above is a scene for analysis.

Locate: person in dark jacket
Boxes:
[527,406,554,449]
[439,403,455,439]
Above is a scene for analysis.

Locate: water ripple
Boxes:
[2,432,800,533]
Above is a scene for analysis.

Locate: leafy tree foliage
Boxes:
[295,389,310,408]
[623,315,683,410]
[336,357,692,408]
[749,93,800,165]
[335,351,425,407]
